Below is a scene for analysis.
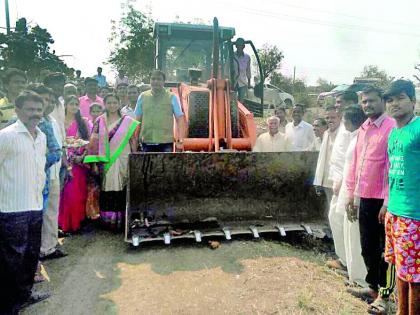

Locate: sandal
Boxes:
[367,297,388,315]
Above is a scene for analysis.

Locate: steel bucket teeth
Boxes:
[222,227,232,240]
[163,233,171,245]
[301,224,313,235]
[275,225,286,237]
[193,230,202,242]
[249,226,260,238]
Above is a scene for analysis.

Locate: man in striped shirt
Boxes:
[346,85,396,311]
[0,91,50,313]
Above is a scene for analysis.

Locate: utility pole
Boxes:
[292,66,296,94]
[5,0,11,34]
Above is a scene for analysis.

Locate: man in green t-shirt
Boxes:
[135,70,185,152]
[384,80,420,315]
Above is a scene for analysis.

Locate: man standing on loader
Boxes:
[233,38,251,102]
[135,70,185,152]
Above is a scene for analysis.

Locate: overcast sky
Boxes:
[4,0,420,85]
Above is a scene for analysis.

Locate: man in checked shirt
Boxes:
[345,85,396,314]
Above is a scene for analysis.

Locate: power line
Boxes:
[264,36,402,57]
[273,1,420,29]
[236,6,420,38]
[212,2,420,38]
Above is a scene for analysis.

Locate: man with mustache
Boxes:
[346,85,396,313]
[312,117,328,151]
[135,70,185,152]
[0,91,50,313]
[326,90,360,272]
[285,104,316,151]
[314,106,343,265]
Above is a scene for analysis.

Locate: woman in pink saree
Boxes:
[59,95,92,233]
[85,94,139,231]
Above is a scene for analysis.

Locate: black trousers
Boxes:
[141,143,173,152]
[359,198,388,291]
[0,211,43,314]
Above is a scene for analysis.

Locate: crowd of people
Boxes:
[0,68,185,314]
[254,82,419,315]
[0,64,418,315]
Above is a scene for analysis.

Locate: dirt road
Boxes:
[24,229,366,315]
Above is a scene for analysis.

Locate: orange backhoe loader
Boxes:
[126,18,325,246]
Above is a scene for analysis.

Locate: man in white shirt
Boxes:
[314,107,341,196]
[325,90,359,271]
[253,116,291,152]
[0,91,50,313]
[285,104,316,151]
[121,84,140,118]
[312,117,328,151]
[313,106,347,270]
[28,85,67,261]
[115,70,129,87]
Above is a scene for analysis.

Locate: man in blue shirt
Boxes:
[94,67,107,88]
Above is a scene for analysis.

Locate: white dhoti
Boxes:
[324,187,333,221]
[343,216,367,284]
[328,194,346,265]
[41,177,60,256]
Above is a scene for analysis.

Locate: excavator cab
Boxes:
[125,19,325,247]
[154,20,264,117]
[152,19,265,152]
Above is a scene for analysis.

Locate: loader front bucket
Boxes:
[126,152,326,245]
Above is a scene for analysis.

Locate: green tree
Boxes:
[108,0,155,83]
[316,78,335,92]
[270,72,314,107]
[257,44,284,81]
[0,18,72,80]
[359,65,392,89]
[270,72,292,93]
[270,72,305,93]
